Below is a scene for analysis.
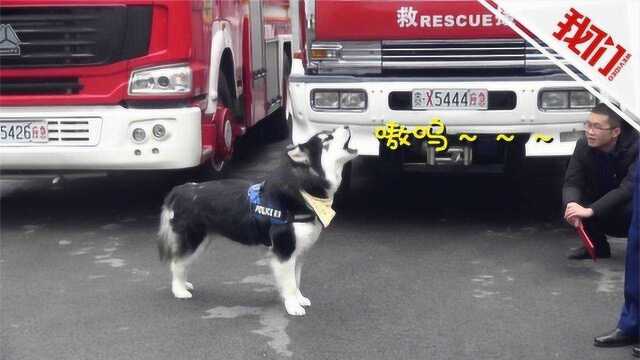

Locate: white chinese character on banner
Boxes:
[397,7,418,28]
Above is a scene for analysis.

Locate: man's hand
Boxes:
[567,216,582,228]
[564,202,593,227]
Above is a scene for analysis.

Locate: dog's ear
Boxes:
[287,144,310,165]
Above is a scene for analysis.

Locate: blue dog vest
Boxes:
[248,182,288,225]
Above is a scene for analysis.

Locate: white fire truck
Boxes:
[287,0,595,179]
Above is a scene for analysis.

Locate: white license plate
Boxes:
[412,89,488,110]
[0,121,49,144]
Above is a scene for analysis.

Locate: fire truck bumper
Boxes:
[0,106,202,171]
[288,75,589,157]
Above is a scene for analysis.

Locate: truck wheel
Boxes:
[214,113,234,170]
[201,72,236,179]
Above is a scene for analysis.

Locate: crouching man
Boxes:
[563,103,638,259]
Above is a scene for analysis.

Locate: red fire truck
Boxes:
[0,0,291,176]
[288,1,595,177]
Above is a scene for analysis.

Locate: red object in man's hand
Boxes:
[576,223,597,262]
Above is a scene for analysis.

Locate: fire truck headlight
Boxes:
[152,124,167,139]
[129,64,192,96]
[312,89,367,111]
[133,76,155,90]
[132,128,146,143]
[340,91,367,110]
[312,90,340,109]
[569,90,597,109]
[157,76,170,88]
[540,91,569,110]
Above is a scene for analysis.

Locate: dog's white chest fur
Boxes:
[292,220,322,255]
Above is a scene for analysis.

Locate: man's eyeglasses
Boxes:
[583,121,614,131]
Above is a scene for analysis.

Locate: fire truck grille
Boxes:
[381,39,560,70]
[0,6,151,68]
[0,78,82,95]
[46,119,101,146]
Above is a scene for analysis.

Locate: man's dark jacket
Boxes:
[563,128,638,218]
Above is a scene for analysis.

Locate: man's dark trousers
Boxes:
[583,203,632,251]
[618,161,639,337]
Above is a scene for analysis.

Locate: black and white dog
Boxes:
[158,126,357,316]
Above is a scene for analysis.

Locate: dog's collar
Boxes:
[300,190,335,227]
[293,213,315,222]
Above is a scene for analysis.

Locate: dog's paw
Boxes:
[296,290,311,307]
[284,298,306,316]
[172,285,192,299]
[185,281,194,291]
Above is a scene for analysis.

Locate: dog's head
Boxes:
[287,126,358,195]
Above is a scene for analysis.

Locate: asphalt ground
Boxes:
[1,119,635,360]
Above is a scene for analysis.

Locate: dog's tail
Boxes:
[158,205,177,262]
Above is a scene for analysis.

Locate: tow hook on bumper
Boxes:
[426,144,473,166]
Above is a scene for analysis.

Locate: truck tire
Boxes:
[201,72,237,179]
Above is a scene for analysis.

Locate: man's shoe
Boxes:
[596,241,611,258]
[633,346,640,358]
[594,328,638,347]
[596,245,611,258]
[568,247,591,260]
[567,245,611,260]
